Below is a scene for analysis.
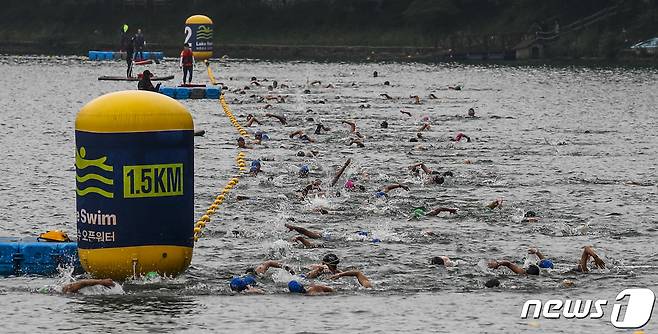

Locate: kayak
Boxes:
[98,75,174,81]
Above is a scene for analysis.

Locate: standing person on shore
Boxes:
[126,37,134,78]
[134,28,145,60]
[180,43,194,85]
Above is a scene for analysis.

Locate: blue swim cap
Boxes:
[300,165,309,174]
[230,277,247,292]
[375,191,387,198]
[262,134,269,140]
[288,280,306,293]
[251,160,261,167]
[356,231,368,236]
[538,259,554,269]
[242,275,257,286]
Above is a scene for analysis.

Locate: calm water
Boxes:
[0,55,657,333]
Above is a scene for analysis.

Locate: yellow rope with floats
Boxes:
[204,60,218,85]
[193,94,250,242]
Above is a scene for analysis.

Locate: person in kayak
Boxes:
[180,43,194,84]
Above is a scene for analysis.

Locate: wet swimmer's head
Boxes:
[231,275,257,292]
[384,81,390,86]
[299,165,310,177]
[468,108,475,117]
[297,151,305,157]
[380,120,388,128]
[142,70,153,78]
[230,277,248,292]
[431,175,445,184]
[322,253,340,269]
[430,257,444,265]
[538,259,554,269]
[237,137,246,147]
[526,264,540,276]
[288,280,306,293]
[373,71,378,78]
[484,278,500,288]
[524,211,537,218]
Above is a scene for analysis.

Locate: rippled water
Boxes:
[0,55,657,333]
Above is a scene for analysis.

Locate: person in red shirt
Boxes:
[180,43,195,84]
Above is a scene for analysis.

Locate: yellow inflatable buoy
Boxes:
[75,91,194,280]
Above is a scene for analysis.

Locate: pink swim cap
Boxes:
[345,180,355,189]
[455,132,464,141]
[422,115,430,122]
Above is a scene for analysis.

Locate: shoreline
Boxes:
[2,41,657,66]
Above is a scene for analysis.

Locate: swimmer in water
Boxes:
[448,85,462,91]
[265,113,287,125]
[486,198,504,209]
[452,132,471,142]
[488,246,605,276]
[427,207,458,215]
[408,163,449,184]
[314,123,330,134]
[246,114,261,127]
[430,256,455,267]
[305,254,372,288]
[341,120,357,133]
[229,275,263,294]
[61,278,115,294]
[254,131,269,144]
[410,95,421,104]
[288,280,334,295]
[285,223,329,248]
[467,108,476,117]
[289,130,315,143]
[297,179,323,198]
[296,150,319,157]
[380,93,394,100]
[429,93,438,99]
[348,138,365,148]
[374,183,410,198]
[249,160,261,176]
[298,165,310,178]
[237,137,253,149]
[380,120,388,128]
[245,260,296,277]
[400,110,412,117]
[418,123,431,132]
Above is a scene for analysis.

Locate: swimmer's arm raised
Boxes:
[255,260,283,275]
[329,271,372,288]
[528,248,545,260]
[306,284,334,295]
[62,278,114,294]
[382,183,409,192]
[306,265,329,279]
[489,260,526,275]
[291,236,316,248]
[285,223,322,239]
[578,246,605,272]
[427,207,458,216]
